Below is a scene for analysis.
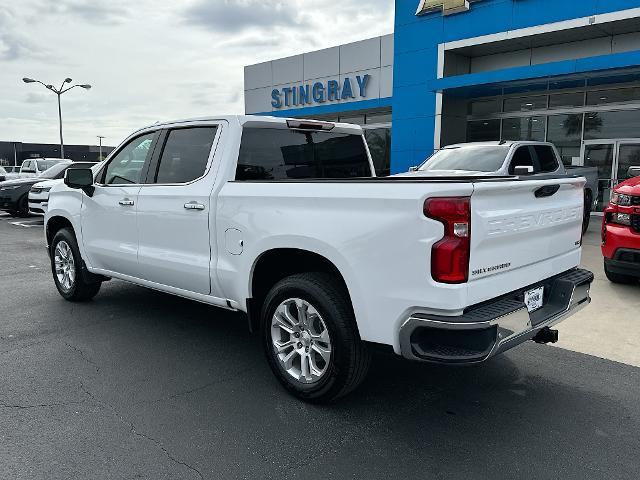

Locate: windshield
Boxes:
[419,146,509,173]
[37,159,62,171]
[0,167,6,174]
[40,162,71,179]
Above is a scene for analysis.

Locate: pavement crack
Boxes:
[129,424,204,480]
[65,342,100,372]
[78,382,203,479]
[0,400,85,409]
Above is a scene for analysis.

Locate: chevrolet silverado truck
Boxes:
[405,141,599,234]
[44,116,593,402]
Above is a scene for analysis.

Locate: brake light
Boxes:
[424,197,471,284]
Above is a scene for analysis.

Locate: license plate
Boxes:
[524,286,544,313]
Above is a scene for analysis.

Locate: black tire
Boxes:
[261,272,370,403]
[7,210,20,217]
[604,261,637,285]
[16,195,29,218]
[50,227,102,301]
[582,190,592,236]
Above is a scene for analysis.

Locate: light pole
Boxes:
[97,135,105,161]
[22,77,91,159]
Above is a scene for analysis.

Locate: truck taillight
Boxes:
[424,197,471,284]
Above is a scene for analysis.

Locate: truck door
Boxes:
[135,125,222,295]
[81,131,159,276]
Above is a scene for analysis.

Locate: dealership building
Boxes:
[245,0,640,208]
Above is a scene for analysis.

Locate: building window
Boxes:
[468,99,500,116]
[502,117,545,141]
[467,120,500,142]
[365,112,392,124]
[586,87,640,106]
[503,95,547,113]
[584,109,640,140]
[546,114,583,165]
[549,92,584,109]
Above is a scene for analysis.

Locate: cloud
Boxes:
[184,0,306,33]
[0,7,46,60]
[25,92,50,104]
[41,0,130,25]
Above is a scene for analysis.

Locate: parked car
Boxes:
[44,116,593,402]
[0,166,6,182]
[601,167,640,284]
[0,161,73,217]
[403,141,599,234]
[29,162,97,215]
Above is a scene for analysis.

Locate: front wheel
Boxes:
[16,195,29,218]
[261,272,370,403]
[51,228,102,301]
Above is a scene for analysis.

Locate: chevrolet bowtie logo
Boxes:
[416,0,483,16]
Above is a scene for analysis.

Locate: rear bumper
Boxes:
[399,268,593,364]
[605,250,640,279]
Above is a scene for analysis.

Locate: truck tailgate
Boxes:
[469,177,585,294]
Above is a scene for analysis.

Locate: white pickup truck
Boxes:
[44,115,593,402]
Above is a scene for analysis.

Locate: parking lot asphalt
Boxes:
[1,213,639,480]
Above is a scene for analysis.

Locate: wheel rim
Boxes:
[270,298,332,384]
[54,240,76,292]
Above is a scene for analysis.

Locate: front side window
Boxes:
[236,128,371,181]
[154,127,217,184]
[102,132,157,185]
[509,146,535,174]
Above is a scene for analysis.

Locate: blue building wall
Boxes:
[391,0,640,173]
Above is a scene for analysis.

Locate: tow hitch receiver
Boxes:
[533,328,559,344]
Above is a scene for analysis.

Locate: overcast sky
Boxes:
[0,0,394,148]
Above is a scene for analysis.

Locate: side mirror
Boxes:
[64,168,94,196]
[408,166,419,172]
[514,165,534,176]
[628,166,640,178]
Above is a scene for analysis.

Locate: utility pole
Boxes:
[22,77,92,159]
[97,135,105,161]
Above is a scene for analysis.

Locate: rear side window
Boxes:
[510,145,559,174]
[532,145,559,172]
[235,128,371,181]
[154,127,217,184]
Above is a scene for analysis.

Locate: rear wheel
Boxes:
[51,228,102,301]
[261,272,370,403]
[604,260,637,285]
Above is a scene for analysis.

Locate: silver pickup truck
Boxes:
[404,141,598,234]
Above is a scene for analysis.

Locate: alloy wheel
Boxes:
[54,240,76,291]
[270,298,332,384]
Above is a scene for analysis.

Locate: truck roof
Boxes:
[442,141,555,149]
[131,115,364,136]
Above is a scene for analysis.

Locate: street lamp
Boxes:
[22,77,91,159]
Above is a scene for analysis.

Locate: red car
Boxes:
[602,176,640,284]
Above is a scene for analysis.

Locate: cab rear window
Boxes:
[236,127,371,181]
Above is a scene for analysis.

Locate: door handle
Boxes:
[184,201,205,211]
[119,198,135,206]
[534,185,561,198]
